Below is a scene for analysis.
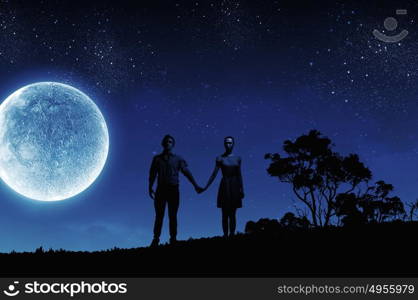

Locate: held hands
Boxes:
[195,185,205,194]
[197,185,208,194]
[194,182,208,194]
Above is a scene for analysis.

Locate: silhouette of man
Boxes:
[149,134,202,247]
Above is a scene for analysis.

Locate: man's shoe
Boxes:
[150,238,159,248]
[169,237,177,245]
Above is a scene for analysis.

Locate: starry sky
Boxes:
[0,0,418,252]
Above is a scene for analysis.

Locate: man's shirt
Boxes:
[149,152,189,187]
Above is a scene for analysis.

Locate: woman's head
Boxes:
[224,136,235,152]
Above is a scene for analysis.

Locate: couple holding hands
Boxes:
[148,134,244,247]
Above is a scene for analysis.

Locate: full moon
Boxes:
[0,82,109,201]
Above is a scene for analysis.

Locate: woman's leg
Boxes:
[221,208,228,237]
[229,208,237,236]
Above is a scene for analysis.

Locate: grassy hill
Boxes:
[1,221,417,277]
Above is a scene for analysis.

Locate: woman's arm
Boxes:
[204,158,221,190]
[238,156,244,198]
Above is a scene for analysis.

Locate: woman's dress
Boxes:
[216,155,243,209]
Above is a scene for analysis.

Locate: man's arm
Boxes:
[149,157,157,199]
[180,159,202,192]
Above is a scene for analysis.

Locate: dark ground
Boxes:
[1,221,417,277]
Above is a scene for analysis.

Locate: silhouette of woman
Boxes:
[203,136,244,237]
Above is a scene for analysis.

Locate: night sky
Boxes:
[0,0,418,252]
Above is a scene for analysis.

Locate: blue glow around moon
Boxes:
[0,82,109,201]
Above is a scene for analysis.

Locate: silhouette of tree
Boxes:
[356,181,403,223]
[406,199,418,221]
[335,181,404,225]
[334,193,367,226]
[244,221,257,234]
[35,246,44,254]
[280,212,311,229]
[265,130,372,226]
[244,218,281,234]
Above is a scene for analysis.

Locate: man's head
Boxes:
[161,134,175,151]
[224,136,234,152]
